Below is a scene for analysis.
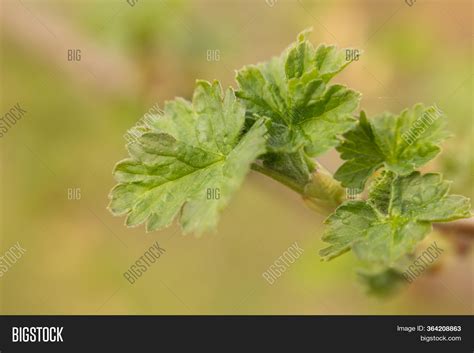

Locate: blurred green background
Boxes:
[0,0,472,314]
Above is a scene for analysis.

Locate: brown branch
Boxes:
[434,218,474,255]
[434,218,474,237]
[253,164,474,238]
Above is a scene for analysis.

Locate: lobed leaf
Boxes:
[108,80,267,234]
[357,268,406,297]
[320,171,471,266]
[334,104,449,189]
[236,29,361,183]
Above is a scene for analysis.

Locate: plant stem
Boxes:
[301,161,346,215]
[252,161,474,238]
[251,161,345,215]
[434,218,474,237]
[250,163,305,194]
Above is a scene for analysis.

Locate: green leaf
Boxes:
[357,268,406,297]
[320,171,471,266]
[236,29,360,183]
[367,170,393,214]
[334,104,449,189]
[108,80,267,234]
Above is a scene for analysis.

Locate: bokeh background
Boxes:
[0,0,472,314]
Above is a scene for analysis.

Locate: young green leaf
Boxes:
[236,29,360,184]
[357,268,406,297]
[334,104,449,189]
[320,172,471,266]
[108,80,267,235]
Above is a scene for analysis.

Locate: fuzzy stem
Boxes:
[252,162,474,238]
[251,161,345,215]
[301,161,346,215]
[250,163,305,194]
